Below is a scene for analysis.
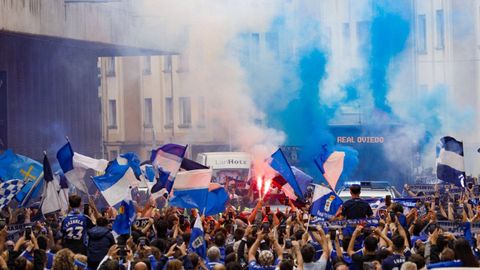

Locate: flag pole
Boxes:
[20,172,44,208]
[305,214,311,233]
[65,136,70,142]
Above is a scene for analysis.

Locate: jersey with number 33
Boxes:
[61,212,93,242]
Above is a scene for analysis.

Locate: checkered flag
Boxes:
[0,179,25,208]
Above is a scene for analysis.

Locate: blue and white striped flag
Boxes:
[92,154,141,206]
[0,179,24,208]
[150,144,187,198]
[436,136,466,187]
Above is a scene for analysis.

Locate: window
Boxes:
[343,23,350,41]
[144,98,153,128]
[165,97,173,128]
[265,32,279,57]
[106,57,116,77]
[435,10,445,49]
[108,99,117,128]
[164,55,172,72]
[178,97,191,128]
[417,15,427,53]
[109,150,118,160]
[240,33,250,60]
[198,96,206,127]
[143,56,151,75]
[251,33,260,59]
[343,23,350,53]
[178,54,189,72]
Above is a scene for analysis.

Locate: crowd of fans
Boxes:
[0,183,479,270]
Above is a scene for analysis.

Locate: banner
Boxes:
[7,222,35,241]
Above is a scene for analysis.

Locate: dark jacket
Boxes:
[87,226,115,265]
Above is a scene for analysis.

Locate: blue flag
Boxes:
[205,184,229,216]
[189,216,207,259]
[310,184,343,219]
[141,164,156,182]
[112,200,136,235]
[436,136,466,187]
[0,149,44,205]
[291,166,313,197]
[150,144,187,198]
[314,145,345,190]
[269,149,304,200]
[92,159,133,206]
[169,169,212,210]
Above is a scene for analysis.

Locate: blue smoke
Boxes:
[239,0,474,188]
[368,2,411,113]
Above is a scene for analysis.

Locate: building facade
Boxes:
[99,55,228,161]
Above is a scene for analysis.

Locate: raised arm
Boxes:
[347,226,362,257]
[248,231,264,262]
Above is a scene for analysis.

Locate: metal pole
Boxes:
[170,55,175,141]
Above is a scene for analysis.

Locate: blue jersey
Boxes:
[61,210,93,254]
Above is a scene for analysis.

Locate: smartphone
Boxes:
[179,215,185,225]
[117,245,127,258]
[228,212,233,220]
[209,220,215,230]
[307,225,318,232]
[385,195,392,207]
[84,204,90,215]
[25,226,32,240]
[285,239,292,249]
[267,213,273,224]
[291,212,297,221]
[139,237,146,247]
[176,236,184,246]
[329,229,337,239]
[265,206,271,214]
[389,211,396,221]
[0,218,5,230]
[468,183,473,189]
[435,197,440,205]
[262,222,269,233]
